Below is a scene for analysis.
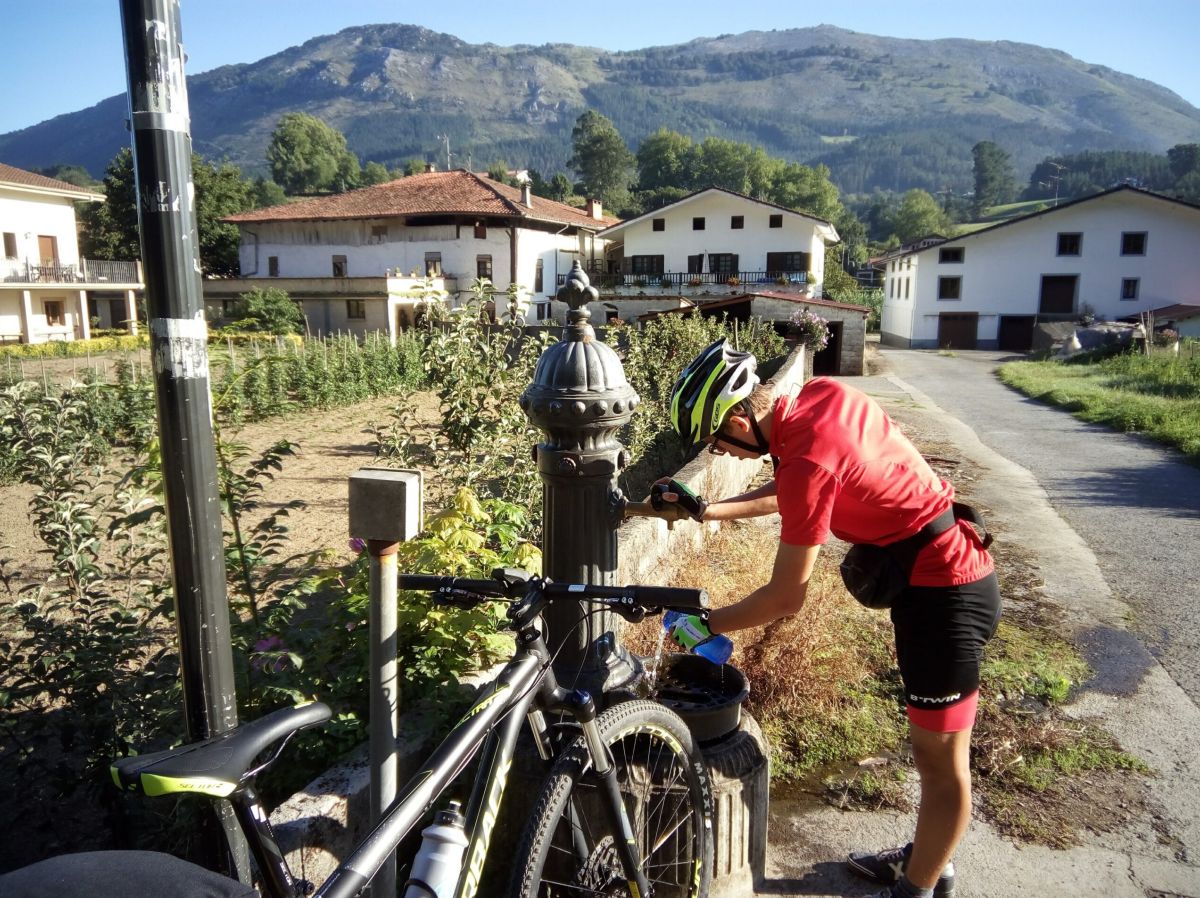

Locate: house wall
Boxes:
[882,192,1200,348]
[0,190,82,264]
[617,193,828,287]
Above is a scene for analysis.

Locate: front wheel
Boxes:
[510,700,713,898]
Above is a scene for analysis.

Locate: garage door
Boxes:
[998,315,1036,352]
[937,313,978,349]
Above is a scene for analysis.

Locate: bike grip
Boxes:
[634,585,710,610]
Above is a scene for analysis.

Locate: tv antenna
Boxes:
[436,134,453,171]
[1038,161,1068,207]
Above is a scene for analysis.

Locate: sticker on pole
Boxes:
[152,317,209,380]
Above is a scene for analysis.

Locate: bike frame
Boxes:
[234,617,638,898]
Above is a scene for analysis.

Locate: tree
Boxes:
[971,141,1016,216]
[235,287,304,334]
[568,111,635,210]
[636,129,693,191]
[79,147,255,277]
[267,113,361,195]
[1167,144,1200,181]
[35,164,100,189]
[548,173,572,202]
[251,177,287,208]
[360,161,392,186]
[891,189,950,244]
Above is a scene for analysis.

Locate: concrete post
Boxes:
[349,467,424,898]
[519,261,641,696]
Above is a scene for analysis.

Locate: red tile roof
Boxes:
[0,162,102,198]
[226,170,619,229]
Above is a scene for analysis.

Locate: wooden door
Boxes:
[937,312,978,349]
[38,235,58,264]
[1039,276,1077,314]
[998,315,1036,352]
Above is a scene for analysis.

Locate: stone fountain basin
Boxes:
[653,654,751,743]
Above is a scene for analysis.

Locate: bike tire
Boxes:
[509,700,713,898]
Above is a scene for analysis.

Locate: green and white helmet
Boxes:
[669,338,760,448]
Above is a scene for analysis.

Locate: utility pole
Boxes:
[1039,161,1068,207]
[119,0,247,879]
[437,134,453,171]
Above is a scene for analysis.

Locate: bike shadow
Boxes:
[757,860,869,895]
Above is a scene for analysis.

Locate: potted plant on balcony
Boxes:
[660,275,673,290]
[688,276,703,288]
[774,273,789,287]
[726,275,740,289]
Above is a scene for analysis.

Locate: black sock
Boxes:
[893,873,934,898]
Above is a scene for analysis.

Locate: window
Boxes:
[938,276,962,301]
[424,252,442,276]
[1121,231,1147,255]
[369,225,388,244]
[768,214,783,229]
[692,217,705,231]
[534,300,551,320]
[730,215,744,229]
[1121,278,1140,301]
[268,256,279,277]
[708,253,738,276]
[904,279,910,300]
[652,218,665,232]
[44,300,65,326]
[346,299,365,320]
[2,232,16,258]
[332,255,348,277]
[889,278,895,299]
[630,255,665,276]
[476,255,493,279]
[939,247,964,264]
[687,254,704,275]
[766,252,809,274]
[535,259,544,293]
[1057,233,1082,256]
[474,221,487,239]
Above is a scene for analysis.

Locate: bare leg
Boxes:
[906,723,973,889]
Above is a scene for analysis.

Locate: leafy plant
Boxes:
[789,308,830,351]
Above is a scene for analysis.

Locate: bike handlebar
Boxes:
[398,573,709,617]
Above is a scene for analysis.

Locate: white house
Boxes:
[881,187,1200,350]
[592,187,839,296]
[218,170,617,337]
[1,162,143,344]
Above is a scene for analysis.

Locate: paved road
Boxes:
[876,347,1200,704]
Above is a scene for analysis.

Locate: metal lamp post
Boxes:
[519,262,641,696]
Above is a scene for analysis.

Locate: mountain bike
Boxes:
[1,568,715,898]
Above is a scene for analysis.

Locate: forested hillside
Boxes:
[2,24,1199,195]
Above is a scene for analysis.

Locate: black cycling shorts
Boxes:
[890,572,1002,732]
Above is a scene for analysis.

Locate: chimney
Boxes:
[586,198,603,220]
[521,182,533,208]
[425,162,436,173]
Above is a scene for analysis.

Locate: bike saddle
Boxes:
[111,702,331,798]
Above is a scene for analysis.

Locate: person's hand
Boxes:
[667,613,712,652]
[650,479,708,522]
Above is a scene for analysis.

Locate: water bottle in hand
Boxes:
[664,610,733,665]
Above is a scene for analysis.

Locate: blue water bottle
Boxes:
[663,610,734,665]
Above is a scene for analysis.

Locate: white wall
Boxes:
[618,192,829,285]
[883,191,1200,348]
[0,190,82,263]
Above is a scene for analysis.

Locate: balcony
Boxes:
[1,259,143,286]
[556,269,809,294]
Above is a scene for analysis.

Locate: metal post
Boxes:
[118,0,245,876]
[519,262,640,697]
[349,467,424,898]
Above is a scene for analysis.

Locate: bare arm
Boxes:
[708,541,820,634]
[702,480,778,521]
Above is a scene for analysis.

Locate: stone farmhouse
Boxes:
[214,170,617,339]
[881,186,1200,350]
[0,162,143,344]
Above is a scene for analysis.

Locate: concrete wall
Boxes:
[269,341,808,885]
[616,191,830,287]
[882,191,1200,348]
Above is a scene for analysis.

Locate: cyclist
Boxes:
[660,338,1000,898]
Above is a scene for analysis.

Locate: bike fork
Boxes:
[573,694,652,898]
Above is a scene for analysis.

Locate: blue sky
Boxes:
[1,0,1197,135]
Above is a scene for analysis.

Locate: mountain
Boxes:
[3,24,1199,195]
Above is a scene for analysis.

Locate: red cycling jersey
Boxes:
[769,377,993,587]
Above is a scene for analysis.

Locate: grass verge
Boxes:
[998,351,1200,463]
[635,467,1152,846]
